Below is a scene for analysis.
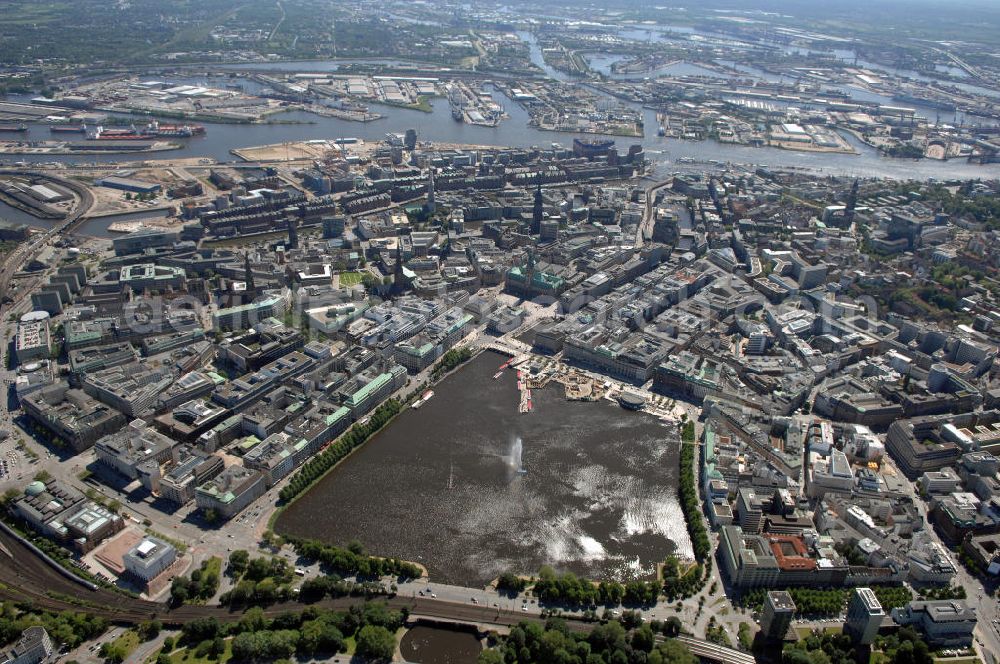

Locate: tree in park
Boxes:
[355,624,396,661]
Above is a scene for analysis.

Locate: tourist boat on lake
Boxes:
[411,389,434,409]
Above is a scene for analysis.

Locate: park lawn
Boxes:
[339,271,363,287]
[343,635,357,655]
[169,638,233,664]
[187,556,223,605]
[795,625,842,640]
[105,629,141,661]
[203,556,222,577]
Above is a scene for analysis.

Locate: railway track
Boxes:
[0,530,749,663]
[0,528,527,628]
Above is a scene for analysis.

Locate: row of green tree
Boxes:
[783,626,933,664]
[278,398,403,502]
[742,585,912,617]
[220,551,295,607]
[497,572,529,594]
[431,347,473,379]
[171,602,404,663]
[660,555,704,602]
[298,574,363,602]
[782,630,860,664]
[0,602,107,650]
[903,181,1000,230]
[169,557,221,606]
[99,620,163,663]
[290,537,423,580]
[883,144,925,159]
[677,421,711,586]
[529,567,663,608]
[917,584,966,600]
[872,627,936,664]
[478,617,697,664]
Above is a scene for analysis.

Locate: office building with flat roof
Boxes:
[82,363,174,418]
[845,587,884,644]
[195,465,265,520]
[891,600,976,647]
[13,478,124,552]
[761,590,796,641]
[119,263,186,291]
[112,228,178,256]
[15,318,50,364]
[242,432,306,487]
[21,383,127,452]
[94,420,178,479]
[123,537,177,584]
[1,626,54,664]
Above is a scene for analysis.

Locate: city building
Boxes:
[94,420,178,479]
[15,313,51,364]
[96,175,162,194]
[891,600,977,647]
[21,384,127,451]
[119,263,186,291]
[154,450,225,505]
[760,590,796,641]
[82,363,174,418]
[0,626,54,664]
[195,465,266,520]
[112,228,178,256]
[13,479,124,552]
[212,291,290,331]
[242,432,305,487]
[122,537,177,585]
[845,588,884,645]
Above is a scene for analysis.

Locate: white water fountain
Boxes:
[508,436,526,475]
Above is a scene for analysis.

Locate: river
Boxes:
[1,43,998,235]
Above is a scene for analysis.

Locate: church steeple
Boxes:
[425,168,436,214]
[531,181,543,235]
[243,252,255,294]
[392,235,407,294]
[845,178,859,225]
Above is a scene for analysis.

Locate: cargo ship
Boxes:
[141,121,205,138]
[50,124,87,134]
[0,124,28,133]
[892,94,956,112]
[89,122,206,140]
[89,126,146,140]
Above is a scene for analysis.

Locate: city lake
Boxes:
[276,351,691,587]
